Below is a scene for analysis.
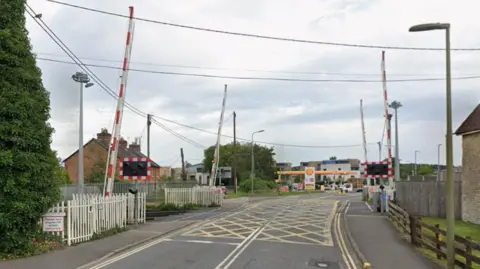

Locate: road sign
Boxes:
[304,167,316,190]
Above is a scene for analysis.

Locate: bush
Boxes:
[239,178,277,193]
[0,2,62,256]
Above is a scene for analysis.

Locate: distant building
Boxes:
[298,159,361,182]
[63,128,161,183]
[276,162,292,171]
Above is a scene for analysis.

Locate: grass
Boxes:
[416,217,480,268]
[225,192,249,199]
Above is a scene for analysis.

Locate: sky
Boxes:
[26,0,480,168]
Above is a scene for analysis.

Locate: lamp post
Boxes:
[72,72,94,195]
[389,101,402,182]
[250,129,265,194]
[437,143,442,181]
[414,150,420,175]
[409,22,454,269]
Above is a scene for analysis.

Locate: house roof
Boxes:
[62,138,160,168]
[455,104,480,136]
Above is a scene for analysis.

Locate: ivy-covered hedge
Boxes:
[0,1,62,255]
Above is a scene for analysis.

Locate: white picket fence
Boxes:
[164,186,223,206]
[41,192,146,246]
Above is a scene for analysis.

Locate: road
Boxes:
[84,194,358,269]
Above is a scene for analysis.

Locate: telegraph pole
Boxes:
[233,111,237,193]
[180,148,186,181]
[147,114,151,159]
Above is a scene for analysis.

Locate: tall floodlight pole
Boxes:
[72,72,94,195]
[250,130,265,193]
[389,101,402,181]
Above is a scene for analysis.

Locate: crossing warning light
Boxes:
[119,157,151,181]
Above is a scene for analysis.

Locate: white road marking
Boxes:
[214,227,262,269]
[163,238,239,246]
[365,202,373,212]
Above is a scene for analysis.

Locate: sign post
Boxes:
[304,167,316,191]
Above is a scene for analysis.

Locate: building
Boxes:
[276,162,292,171]
[297,159,361,181]
[455,104,480,224]
[63,128,161,183]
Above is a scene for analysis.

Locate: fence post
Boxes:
[434,224,442,260]
[466,236,472,268]
[409,215,419,246]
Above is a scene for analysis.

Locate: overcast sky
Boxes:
[27,0,479,167]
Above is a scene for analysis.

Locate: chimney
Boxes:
[129,143,141,152]
[97,128,112,145]
[119,138,128,148]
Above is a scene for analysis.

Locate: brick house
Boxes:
[63,129,162,183]
[455,104,480,224]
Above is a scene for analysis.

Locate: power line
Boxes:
[152,115,377,148]
[36,52,458,77]
[25,4,147,120]
[48,0,480,52]
[36,56,480,83]
[151,118,206,149]
[25,4,402,149]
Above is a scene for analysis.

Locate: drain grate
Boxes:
[308,258,342,268]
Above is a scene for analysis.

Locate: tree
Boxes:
[203,142,276,183]
[0,1,62,255]
[418,165,434,176]
[329,156,337,160]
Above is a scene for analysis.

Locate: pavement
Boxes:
[1,193,364,269]
[345,199,441,268]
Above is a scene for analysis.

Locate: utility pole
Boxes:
[233,111,237,193]
[414,150,420,175]
[180,148,186,181]
[147,114,151,158]
[389,101,402,182]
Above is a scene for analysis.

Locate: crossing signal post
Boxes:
[119,157,151,227]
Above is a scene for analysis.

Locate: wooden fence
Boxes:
[388,201,480,268]
[395,181,462,219]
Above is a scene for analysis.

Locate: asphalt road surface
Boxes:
[85,194,357,269]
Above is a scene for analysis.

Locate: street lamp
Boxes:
[389,101,402,182]
[250,129,265,193]
[437,144,442,181]
[72,72,94,195]
[414,150,420,175]
[409,22,454,269]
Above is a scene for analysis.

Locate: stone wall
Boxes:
[461,132,480,224]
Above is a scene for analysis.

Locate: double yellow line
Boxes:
[334,201,358,269]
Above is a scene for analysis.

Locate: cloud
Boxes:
[25,0,480,168]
